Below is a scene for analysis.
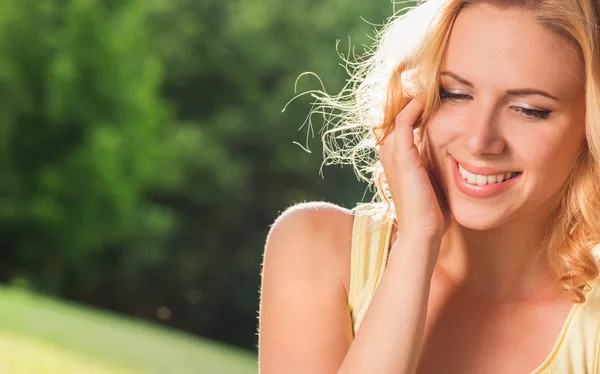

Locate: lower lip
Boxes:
[451,157,521,199]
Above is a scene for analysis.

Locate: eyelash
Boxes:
[438,88,552,121]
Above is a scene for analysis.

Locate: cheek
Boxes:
[513,123,584,187]
[424,107,464,152]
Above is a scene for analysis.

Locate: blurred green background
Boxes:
[0,0,411,372]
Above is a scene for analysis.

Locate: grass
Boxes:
[0,286,258,373]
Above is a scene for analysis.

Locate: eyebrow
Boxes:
[440,71,560,102]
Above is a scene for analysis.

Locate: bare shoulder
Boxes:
[272,201,353,240]
[258,201,356,373]
[267,201,354,281]
[272,200,354,231]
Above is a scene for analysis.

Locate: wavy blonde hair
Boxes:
[302,0,600,302]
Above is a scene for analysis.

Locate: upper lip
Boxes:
[453,157,519,176]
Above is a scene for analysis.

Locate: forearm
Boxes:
[337,235,441,374]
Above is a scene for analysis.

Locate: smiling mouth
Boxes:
[458,163,522,187]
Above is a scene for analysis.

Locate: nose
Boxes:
[463,110,505,156]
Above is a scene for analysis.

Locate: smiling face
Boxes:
[426,4,587,230]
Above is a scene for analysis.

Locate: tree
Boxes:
[0,0,172,293]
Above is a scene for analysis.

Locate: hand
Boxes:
[377,96,450,242]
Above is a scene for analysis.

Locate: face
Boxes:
[426,4,586,230]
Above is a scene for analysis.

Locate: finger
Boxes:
[428,169,446,208]
[378,124,396,167]
[428,169,450,226]
[394,95,425,152]
[375,95,421,151]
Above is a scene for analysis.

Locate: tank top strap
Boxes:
[531,275,600,373]
[347,202,395,335]
[568,276,600,360]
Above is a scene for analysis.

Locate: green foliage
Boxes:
[0,0,407,352]
[0,0,173,290]
[140,0,393,349]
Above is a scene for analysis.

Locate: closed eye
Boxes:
[439,88,470,101]
[512,106,551,120]
[438,88,552,121]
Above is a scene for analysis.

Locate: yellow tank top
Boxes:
[348,202,600,373]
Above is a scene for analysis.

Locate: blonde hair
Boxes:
[303,0,600,302]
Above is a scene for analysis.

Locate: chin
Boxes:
[446,197,515,231]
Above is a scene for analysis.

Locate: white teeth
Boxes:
[458,163,517,186]
[476,175,487,186]
[467,172,477,184]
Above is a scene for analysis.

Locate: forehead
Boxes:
[441,4,583,93]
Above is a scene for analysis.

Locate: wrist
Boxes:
[390,232,442,270]
[396,229,443,248]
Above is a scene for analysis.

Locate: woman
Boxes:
[258,0,600,373]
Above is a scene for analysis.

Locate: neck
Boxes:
[436,208,561,302]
